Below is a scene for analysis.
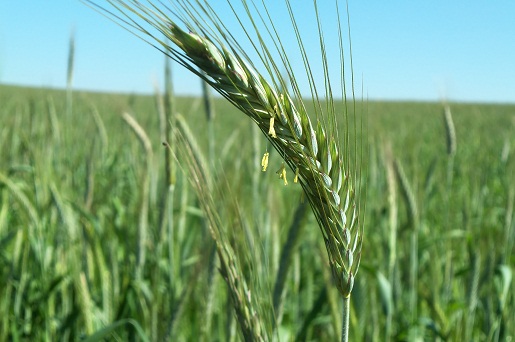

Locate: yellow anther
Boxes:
[294,167,299,183]
[276,163,288,185]
[261,152,269,172]
[268,117,277,138]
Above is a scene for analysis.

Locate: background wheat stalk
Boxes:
[86,0,365,339]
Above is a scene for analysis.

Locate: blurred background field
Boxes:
[0,83,514,341]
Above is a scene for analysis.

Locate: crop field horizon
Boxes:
[1,83,514,341]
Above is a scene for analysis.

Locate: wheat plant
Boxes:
[85,0,365,340]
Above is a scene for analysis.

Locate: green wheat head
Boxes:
[87,0,364,299]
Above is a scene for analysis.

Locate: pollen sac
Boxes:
[261,152,270,172]
[276,163,288,185]
[267,88,284,124]
[268,117,277,138]
[294,167,299,183]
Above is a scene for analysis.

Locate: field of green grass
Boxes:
[1,83,514,341]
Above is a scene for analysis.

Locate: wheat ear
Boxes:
[167,20,362,298]
[89,0,363,304]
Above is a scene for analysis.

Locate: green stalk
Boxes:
[200,71,217,341]
[272,200,308,328]
[201,72,215,167]
[341,295,350,342]
[154,56,176,339]
[121,112,152,282]
[395,158,419,323]
[66,29,75,117]
[384,142,397,341]
[163,57,177,298]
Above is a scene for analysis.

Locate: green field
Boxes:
[1,83,514,341]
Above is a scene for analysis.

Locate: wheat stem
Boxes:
[272,200,308,327]
[341,295,351,342]
[66,29,75,117]
[121,111,153,282]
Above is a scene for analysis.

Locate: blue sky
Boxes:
[1,1,514,103]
